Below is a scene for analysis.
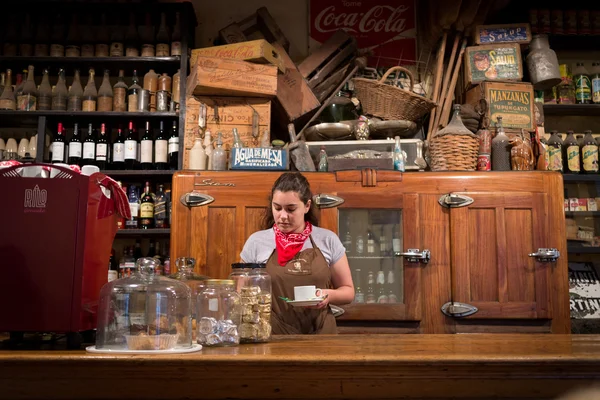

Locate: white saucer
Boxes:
[85,343,203,354]
[286,297,326,307]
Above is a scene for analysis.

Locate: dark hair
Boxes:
[262,172,319,229]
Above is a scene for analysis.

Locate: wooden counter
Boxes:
[2,334,600,400]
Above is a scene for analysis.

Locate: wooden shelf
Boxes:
[0,111,178,118]
[568,243,600,254]
[565,212,600,217]
[115,229,171,237]
[543,104,600,116]
[562,174,600,183]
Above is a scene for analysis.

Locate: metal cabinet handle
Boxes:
[441,302,478,318]
[528,248,560,262]
[395,249,430,264]
[312,193,344,209]
[438,194,474,208]
[180,192,215,208]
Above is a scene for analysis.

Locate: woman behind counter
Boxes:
[240,172,354,334]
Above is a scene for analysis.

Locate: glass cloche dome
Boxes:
[95,257,193,351]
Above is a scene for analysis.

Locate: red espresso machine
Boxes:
[0,164,123,347]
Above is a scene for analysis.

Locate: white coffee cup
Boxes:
[294,285,323,301]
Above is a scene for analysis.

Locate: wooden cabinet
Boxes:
[171,170,569,334]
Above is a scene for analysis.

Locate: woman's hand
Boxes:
[314,290,329,309]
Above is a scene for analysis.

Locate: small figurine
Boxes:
[509,132,535,171]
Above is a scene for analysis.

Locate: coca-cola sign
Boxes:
[310,0,416,67]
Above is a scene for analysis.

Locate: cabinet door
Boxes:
[449,192,552,319]
[319,192,422,321]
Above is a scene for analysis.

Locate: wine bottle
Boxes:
[168,120,179,169]
[82,123,96,166]
[80,14,96,57]
[140,12,155,57]
[171,12,181,56]
[67,69,84,111]
[65,13,81,57]
[96,123,109,170]
[113,70,128,112]
[155,120,168,170]
[0,70,16,110]
[95,13,110,57]
[52,68,68,111]
[124,121,138,170]
[154,184,167,228]
[68,123,82,165]
[127,70,141,112]
[50,14,66,57]
[156,13,170,57]
[112,127,125,170]
[109,14,124,57]
[34,15,50,56]
[97,70,113,112]
[19,65,37,111]
[125,12,140,57]
[51,123,66,164]
[140,121,154,170]
[82,69,97,112]
[20,13,34,57]
[140,182,155,229]
[37,69,52,111]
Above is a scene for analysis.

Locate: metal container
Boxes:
[156,90,169,111]
[138,89,150,112]
[526,34,561,90]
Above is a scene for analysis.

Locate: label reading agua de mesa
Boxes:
[230,148,288,170]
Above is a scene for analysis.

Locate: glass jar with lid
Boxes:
[170,257,209,342]
[197,279,241,347]
[240,265,272,343]
[229,263,256,293]
[95,257,193,351]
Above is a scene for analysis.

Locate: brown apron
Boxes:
[267,235,337,335]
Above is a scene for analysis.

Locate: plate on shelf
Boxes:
[86,344,202,354]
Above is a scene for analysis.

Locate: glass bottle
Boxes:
[387,267,398,303]
[367,231,375,255]
[82,123,96,166]
[154,184,168,229]
[0,73,5,96]
[82,69,97,112]
[95,13,110,57]
[14,71,26,106]
[155,121,168,170]
[68,69,84,111]
[232,128,244,148]
[125,12,140,57]
[318,145,328,171]
[168,121,179,169]
[52,123,66,164]
[97,70,113,112]
[592,62,600,105]
[204,129,213,169]
[393,135,405,171]
[355,233,364,255]
[50,14,66,57]
[574,63,592,104]
[156,12,170,57]
[171,12,182,56]
[127,70,142,112]
[141,121,154,170]
[110,14,124,57]
[96,123,109,170]
[188,138,206,170]
[581,130,599,174]
[547,130,564,172]
[68,123,82,166]
[20,13,34,57]
[563,130,580,174]
[140,12,155,57]
[123,187,138,230]
[112,127,125,170]
[491,116,511,171]
[0,70,16,110]
[353,269,365,303]
[376,269,388,303]
[113,70,128,112]
[124,121,138,170]
[34,15,50,56]
[65,13,81,57]
[52,68,68,111]
[342,223,352,255]
[37,69,52,111]
[365,271,376,304]
[80,14,95,57]
[19,65,37,111]
[140,182,155,229]
[212,132,227,171]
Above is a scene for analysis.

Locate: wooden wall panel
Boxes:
[245,207,268,239]
[505,209,535,303]
[468,209,498,302]
[207,207,237,279]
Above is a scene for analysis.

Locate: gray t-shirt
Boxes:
[240,226,346,266]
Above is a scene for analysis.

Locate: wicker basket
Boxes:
[353,66,436,122]
[429,105,479,171]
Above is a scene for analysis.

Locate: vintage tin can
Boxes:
[156,90,169,111]
[138,89,150,112]
[477,154,492,171]
[565,10,578,35]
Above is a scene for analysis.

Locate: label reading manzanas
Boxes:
[488,88,532,129]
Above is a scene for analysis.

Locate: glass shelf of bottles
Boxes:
[339,209,403,305]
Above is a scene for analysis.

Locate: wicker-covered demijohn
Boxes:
[429,105,479,171]
[352,66,436,122]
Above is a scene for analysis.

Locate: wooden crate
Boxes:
[473,23,532,45]
[183,95,271,169]
[187,56,278,98]
[218,7,290,53]
[190,40,285,73]
[464,43,523,88]
[465,81,535,132]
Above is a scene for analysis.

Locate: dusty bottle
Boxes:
[20,13,34,57]
[563,131,580,174]
[127,70,142,112]
[50,14,66,57]
[158,73,172,93]
[491,116,511,171]
[156,13,170,57]
[80,14,96,57]
[143,69,158,112]
[188,138,206,170]
[125,12,140,57]
[172,69,181,106]
[113,70,128,112]
[37,69,53,111]
[171,12,182,56]
[19,65,37,111]
[232,128,244,148]
[65,13,81,57]
[52,69,68,111]
[546,130,564,172]
[68,69,84,111]
[318,145,328,172]
[0,70,16,110]
[14,71,26,105]
[3,16,18,56]
[212,132,227,170]
[581,130,599,174]
[97,70,114,112]
[574,63,592,104]
[34,15,50,56]
[82,69,97,112]
[95,14,110,57]
[140,12,155,57]
[110,15,125,57]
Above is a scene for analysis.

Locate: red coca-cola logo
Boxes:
[315,5,410,35]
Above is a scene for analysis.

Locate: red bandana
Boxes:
[273,222,313,266]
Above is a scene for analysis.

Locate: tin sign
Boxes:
[230,148,288,170]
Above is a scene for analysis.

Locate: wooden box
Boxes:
[464,43,523,87]
[187,56,278,98]
[184,96,271,169]
[473,23,532,45]
[465,81,535,131]
[190,40,285,74]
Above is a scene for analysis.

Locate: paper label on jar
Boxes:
[155,140,168,163]
[82,100,96,112]
[576,75,592,102]
[110,42,124,57]
[108,270,118,282]
[141,140,153,163]
[124,139,137,160]
[52,142,65,162]
[567,145,581,172]
[83,142,95,159]
[156,43,170,57]
[18,94,37,111]
[208,298,219,312]
[140,203,154,218]
[128,94,139,112]
[113,143,124,162]
[171,41,181,56]
[141,44,155,57]
[583,145,599,172]
[593,78,600,103]
[168,137,179,154]
[69,142,82,158]
[96,144,108,161]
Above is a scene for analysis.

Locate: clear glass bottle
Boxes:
[197,279,241,347]
[82,69,97,112]
[156,12,170,57]
[491,116,511,171]
[547,130,564,172]
[229,263,252,293]
[365,271,376,304]
[113,70,128,112]
[140,12,155,57]
[355,233,364,255]
[212,132,227,171]
[318,145,328,171]
[52,68,68,111]
[0,70,16,110]
[95,13,110,57]
[65,13,81,57]
[37,69,52,111]
[97,70,113,112]
[127,70,142,112]
[203,129,213,170]
[563,130,580,174]
[68,69,84,111]
[125,12,140,57]
[393,135,405,171]
[232,128,243,148]
[171,12,182,56]
[240,265,272,343]
[376,269,388,303]
[80,14,95,57]
[581,130,599,174]
[19,65,37,111]
[353,269,365,303]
